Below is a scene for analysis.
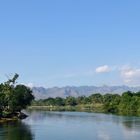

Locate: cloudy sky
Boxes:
[0,0,140,87]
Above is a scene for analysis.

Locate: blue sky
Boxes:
[0,0,140,87]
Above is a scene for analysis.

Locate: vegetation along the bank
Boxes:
[0,74,34,121]
[31,91,140,115]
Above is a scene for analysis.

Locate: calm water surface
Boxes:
[0,111,140,140]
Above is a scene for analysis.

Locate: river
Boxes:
[0,110,140,140]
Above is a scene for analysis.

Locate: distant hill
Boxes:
[32,85,140,100]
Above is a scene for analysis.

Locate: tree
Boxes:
[89,93,103,104]
[65,97,77,106]
[55,97,65,106]
[9,85,34,112]
[0,74,34,118]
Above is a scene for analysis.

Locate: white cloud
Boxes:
[27,83,35,88]
[121,66,140,84]
[123,129,140,139]
[96,65,111,73]
[97,131,111,140]
[23,83,45,88]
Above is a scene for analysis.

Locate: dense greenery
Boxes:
[32,91,140,115]
[0,74,34,119]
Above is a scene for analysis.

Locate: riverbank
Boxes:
[28,104,140,117]
[0,117,19,123]
[0,112,28,123]
[28,104,105,113]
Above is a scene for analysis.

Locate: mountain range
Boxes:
[32,85,140,100]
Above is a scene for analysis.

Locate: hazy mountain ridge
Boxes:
[32,85,140,99]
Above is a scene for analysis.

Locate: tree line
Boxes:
[32,91,140,115]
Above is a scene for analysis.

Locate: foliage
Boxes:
[0,74,34,118]
[32,91,140,115]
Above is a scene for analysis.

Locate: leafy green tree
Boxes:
[65,97,77,106]
[44,98,56,106]
[9,85,34,112]
[55,97,65,106]
[0,74,34,118]
[134,91,140,97]
[89,93,103,104]
[118,91,133,113]
[122,91,133,97]
[76,96,87,104]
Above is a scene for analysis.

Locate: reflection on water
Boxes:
[123,119,140,130]
[0,121,34,140]
[0,111,140,140]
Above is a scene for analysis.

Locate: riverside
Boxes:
[31,91,140,116]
